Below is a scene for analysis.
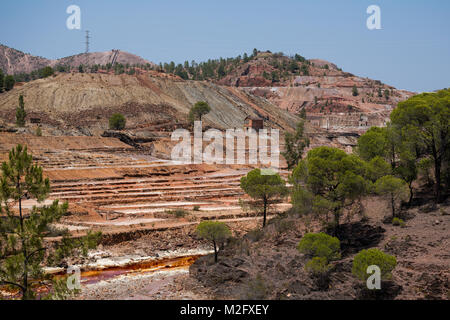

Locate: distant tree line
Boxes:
[0,69,15,92]
[11,62,154,82]
[12,66,54,83]
[158,49,312,82]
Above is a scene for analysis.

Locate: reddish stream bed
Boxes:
[75,254,203,284]
[0,254,204,299]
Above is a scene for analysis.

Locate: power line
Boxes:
[85,30,90,53]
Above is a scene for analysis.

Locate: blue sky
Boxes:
[1,0,449,92]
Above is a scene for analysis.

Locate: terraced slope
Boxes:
[1,134,291,235]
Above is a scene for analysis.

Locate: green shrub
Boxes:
[297,232,341,262]
[305,257,332,290]
[392,217,405,227]
[305,257,331,275]
[352,248,397,281]
[4,75,15,91]
[193,206,200,211]
[35,127,42,137]
[39,66,54,78]
[109,113,126,130]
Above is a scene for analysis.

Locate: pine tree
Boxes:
[196,221,231,263]
[4,75,15,91]
[240,169,289,228]
[188,101,211,123]
[0,145,101,299]
[282,120,310,169]
[16,95,26,127]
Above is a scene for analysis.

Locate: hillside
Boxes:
[0,44,52,74]
[162,50,413,122]
[0,44,154,75]
[56,50,155,69]
[0,47,414,153]
[0,72,298,135]
[158,50,414,132]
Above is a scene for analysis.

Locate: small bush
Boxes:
[305,257,331,275]
[305,257,332,290]
[109,113,126,130]
[392,217,405,227]
[35,127,42,136]
[166,209,189,218]
[352,248,397,281]
[297,232,341,262]
[193,206,200,211]
[40,66,54,78]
